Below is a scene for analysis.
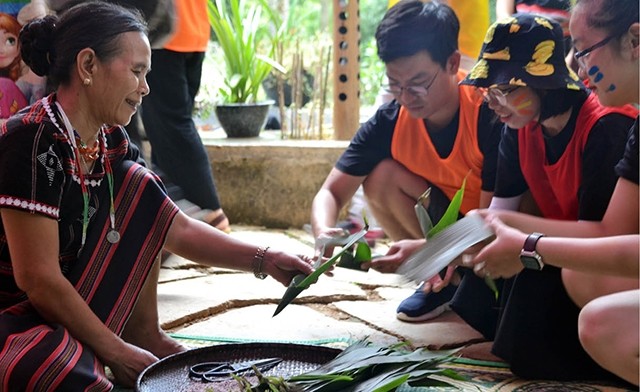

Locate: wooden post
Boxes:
[332,0,360,140]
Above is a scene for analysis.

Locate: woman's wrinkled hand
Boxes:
[262,248,317,286]
[105,341,158,388]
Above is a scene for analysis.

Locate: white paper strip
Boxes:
[397,214,494,283]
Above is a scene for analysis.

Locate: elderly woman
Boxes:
[0,2,315,390]
[465,0,639,385]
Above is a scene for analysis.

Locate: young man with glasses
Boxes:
[310,0,503,322]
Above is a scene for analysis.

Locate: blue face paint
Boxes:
[594,72,604,83]
[588,66,599,76]
[606,84,616,92]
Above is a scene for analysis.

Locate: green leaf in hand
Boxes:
[427,176,467,239]
[273,225,368,316]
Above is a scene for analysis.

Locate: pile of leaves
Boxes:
[224,341,462,392]
[288,341,461,391]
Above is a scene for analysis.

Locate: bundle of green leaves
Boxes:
[287,340,462,391]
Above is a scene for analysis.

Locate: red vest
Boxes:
[391,78,485,214]
[518,93,638,219]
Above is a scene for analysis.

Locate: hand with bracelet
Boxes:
[163,212,316,287]
[252,246,316,286]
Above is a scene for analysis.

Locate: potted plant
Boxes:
[208,0,284,137]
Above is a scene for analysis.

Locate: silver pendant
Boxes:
[107,230,120,244]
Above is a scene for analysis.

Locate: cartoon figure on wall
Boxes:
[0,13,27,120]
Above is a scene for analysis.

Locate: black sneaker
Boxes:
[396,283,457,322]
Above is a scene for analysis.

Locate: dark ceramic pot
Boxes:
[215,100,274,138]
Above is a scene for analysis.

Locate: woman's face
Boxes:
[89,31,150,127]
[88,32,151,125]
[484,86,540,129]
[570,6,635,107]
[0,29,18,69]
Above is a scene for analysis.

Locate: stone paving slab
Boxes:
[158,271,367,328]
[159,267,208,283]
[334,300,484,350]
[228,226,315,255]
[158,226,490,362]
[173,304,400,347]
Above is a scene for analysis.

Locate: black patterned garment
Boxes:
[0,94,179,391]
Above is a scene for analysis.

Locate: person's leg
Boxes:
[121,256,186,359]
[364,159,460,321]
[578,290,639,386]
[562,269,639,308]
[142,49,228,231]
[362,159,429,241]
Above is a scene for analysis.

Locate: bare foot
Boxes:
[123,326,187,359]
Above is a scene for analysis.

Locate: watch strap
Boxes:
[520,232,545,270]
[523,232,544,252]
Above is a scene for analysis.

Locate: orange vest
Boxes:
[518,94,638,219]
[390,77,485,214]
[164,0,210,52]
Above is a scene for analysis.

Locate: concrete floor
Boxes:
[158,225,489,354]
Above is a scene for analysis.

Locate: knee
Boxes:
[363,160,398,204]
[578,298,609,351]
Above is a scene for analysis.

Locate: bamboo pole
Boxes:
[332,0,360,140]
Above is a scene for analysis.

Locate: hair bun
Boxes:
[20,15,57,77]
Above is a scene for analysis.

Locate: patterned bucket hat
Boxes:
[461,13,584,91]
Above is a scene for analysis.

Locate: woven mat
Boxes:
[170,333,352,350]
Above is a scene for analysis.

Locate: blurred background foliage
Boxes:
[200,0,498,115]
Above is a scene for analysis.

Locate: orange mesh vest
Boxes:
[518,94,638,219]
[164,0,210,52]
[391,75,484,214]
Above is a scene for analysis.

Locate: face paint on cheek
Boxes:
[594,72,604,82]
[588,66,599,76]
[606,84,616,92]
[512,93,534,116]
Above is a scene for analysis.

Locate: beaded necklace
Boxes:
[42,97,120,255]
[76,137,100,163]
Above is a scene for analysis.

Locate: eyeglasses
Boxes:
[382,69,440,97]
[574,34,615,70]
[478,86,520,106]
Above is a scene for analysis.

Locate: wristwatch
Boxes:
[519,232,545,270]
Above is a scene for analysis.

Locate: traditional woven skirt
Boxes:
[0,161,178,391]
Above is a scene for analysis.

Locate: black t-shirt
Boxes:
[335,99,502,193]
[615,117,639,185]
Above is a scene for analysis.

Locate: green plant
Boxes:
[207,0,284,103]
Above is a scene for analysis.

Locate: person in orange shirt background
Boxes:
[388,0,490,70]
[140,0,231,233]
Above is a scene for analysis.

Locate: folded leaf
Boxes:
[273,226,368,316]
[427,176,467,239]
[415,187,433,238]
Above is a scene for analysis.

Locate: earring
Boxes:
[83,78,91,86]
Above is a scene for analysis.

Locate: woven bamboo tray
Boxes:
[136,342,341,392]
